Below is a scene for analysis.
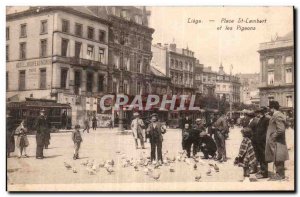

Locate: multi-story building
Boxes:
[237,73,260,105]
[201,66,217,96]
[151,43,197,96]
[88,6,154,97]
[258,31,294,108]
[6,6,110,125]
[215,64,241,103]
[194,60,203,94]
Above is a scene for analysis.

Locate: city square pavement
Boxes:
[7,126,294,185]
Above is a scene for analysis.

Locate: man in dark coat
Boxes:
[180,115,192,150]
[213,112,228,162]
[6,112,16,158]
[146,113,167,164]
[265,101,289,180]
[92,115,97,130]
[255,107,270,179]
[34,109,50,159]
[185,118,204,158]
[199,131,217,159]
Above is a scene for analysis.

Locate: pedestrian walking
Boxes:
[146,113,167,164]
[6,112,16,158]
[255,107,270,179]
[265,101,289,180]
[182,123,190,152]
[185,118,204,158]
[92,115,97,130]
[33,109,50,159]
[72,125,83,160]
[131,112,145,149]
[234,127,257,182]
[15,120,29,158]
[213,112,228,162]
[83,118,90,133]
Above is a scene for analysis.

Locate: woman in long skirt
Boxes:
[15,120,29,158]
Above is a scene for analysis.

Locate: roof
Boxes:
[276,31,293,41]
[150,66,167,77]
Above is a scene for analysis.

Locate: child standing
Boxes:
[182,124,190,152]
[15,120,29,158]
[72,125,82,160]
[234,127,257,182]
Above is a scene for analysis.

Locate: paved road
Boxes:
[7,126,294,185]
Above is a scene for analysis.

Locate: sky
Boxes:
[149,6,293,74]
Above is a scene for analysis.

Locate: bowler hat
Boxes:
[246,111,255,117]
[241,127,252,138]
[268,101,280,109]
[150,113,158,117]
[40,108,46,112]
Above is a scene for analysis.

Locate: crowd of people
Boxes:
[6,100,290,182]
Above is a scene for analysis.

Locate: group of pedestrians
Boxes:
[235,100,289,181]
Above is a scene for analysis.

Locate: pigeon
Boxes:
[92,164,97,171]
[134,165,139,171]
[98,161,105,168]
[116,150,121,154]
[177,156,181,162]
[64,162,72,170]
[72,167,77,173]
[214,164,219,172]
[171,156,176,162]
[194,163,197,170]
[106,166,114,174]
[111,159,115,167]
[81,160,88,166]
[151,172,161,181]
[206,168,212,176]
[86,167,94,175]
[195,174,202,182]
[208,163,214,167]
[154,163,160,169]
[169,166,175,173]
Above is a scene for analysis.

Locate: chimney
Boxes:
[157,43,162,47]
[169,43,176,51]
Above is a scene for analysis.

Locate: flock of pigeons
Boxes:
[63,150,220,182]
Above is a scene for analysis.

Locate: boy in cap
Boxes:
[234,127,257,182]
[72,125,83,160]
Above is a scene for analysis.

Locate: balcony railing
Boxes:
[52,56,107,70]
[259,40,293,51]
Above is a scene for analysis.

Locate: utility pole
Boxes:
[118,30,125,132]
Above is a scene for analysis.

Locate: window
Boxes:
[87,27,94,40]
[62,19,70,33]
[124,57,130,71]
[98,48,105,63]
[171,59,174,67]
[61,39,69,57]
[86,72,93,92]
[268,70,274,85]
[6,27,9,40]
[136,60,141,73]
[112,80,117,93]
[286,96,293,107]
[285,68,292,84]
[6,45,9,61]
[87,45,94,59]
[137,82,141,95]
[75,23,83,37]
[123,81,128,94]
[40,39,47,57]
[20,24,27,37]
[98,75,104,92]
[113,54,120,68]
[285,56,293,63]
[40,69,46,89]
[60,69,68,89]
[99,30,106,42]
[135,15,142,24]
[74,42,81,58]
[74,71,81,95]
[267,58,274,65]
[121,9,128,19]
[19,70,26,90]
[19,42,26,59]
[40,20,48,34]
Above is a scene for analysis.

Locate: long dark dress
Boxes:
[34,115,50,158]
[6,117,16,156]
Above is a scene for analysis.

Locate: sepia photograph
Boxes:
[5,5,295,192]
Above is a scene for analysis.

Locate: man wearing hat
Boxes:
[6,111,16,158]
[199,131,217,159]
[33,109,51,159]
[213,112,228,162]
[130,112,145,149]
[254,107,270,179]
[146,113,167,164]
[185,118,205,158]
[265,101,289,180]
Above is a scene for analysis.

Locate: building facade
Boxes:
[237,73,260,105]
[151,43,196,96]
[215,64,241,103]
[258,32,294,108]
[200,66,217,96]
[6,6,110,125]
